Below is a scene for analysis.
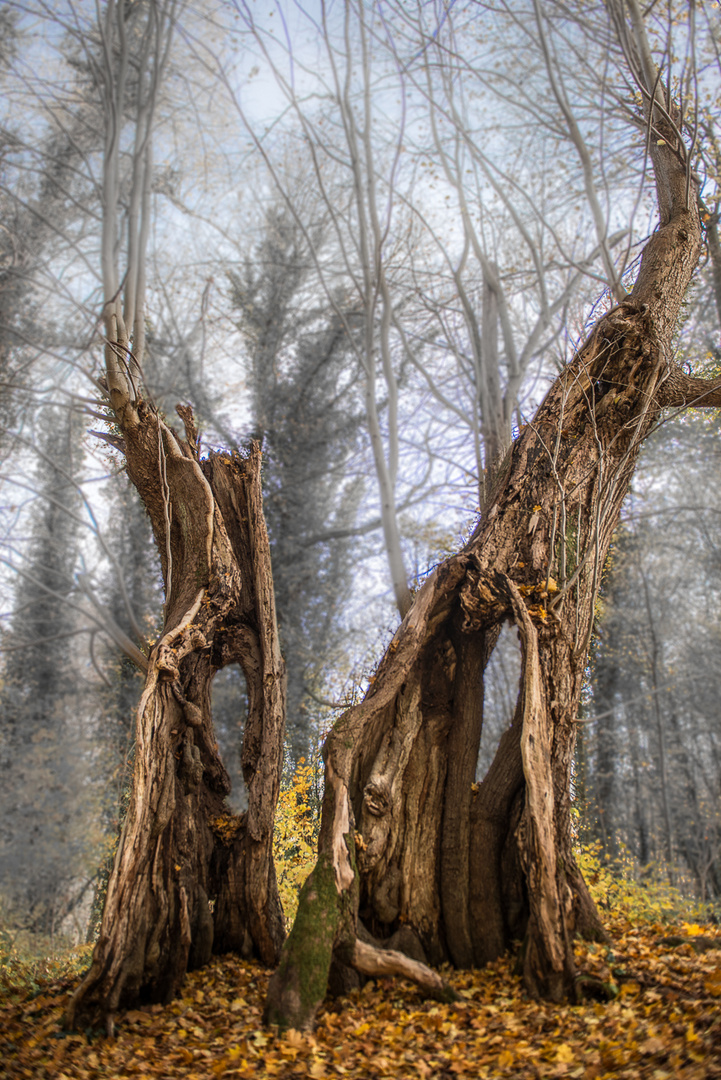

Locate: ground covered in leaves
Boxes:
[1,911,720,1079]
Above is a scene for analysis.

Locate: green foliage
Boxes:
[0,910,93,1001]
[576,839,720,925]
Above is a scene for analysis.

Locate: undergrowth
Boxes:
[0,926,93,1000]
[576,838,720,926]
[272,754,323,928]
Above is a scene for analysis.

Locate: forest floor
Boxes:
[1,909,720,1080]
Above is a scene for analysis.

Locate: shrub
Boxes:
[576,839,720,925]
[273,756,323,927]
[0,915,93,1000]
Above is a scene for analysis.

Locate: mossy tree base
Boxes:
[264,855,342,1031]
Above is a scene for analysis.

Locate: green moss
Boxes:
[434,983,462,1004]
[265,853,340,1030]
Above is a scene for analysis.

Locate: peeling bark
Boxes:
[510,581,572,1002]
[66,430,285,1030]
[265,73,711,1022]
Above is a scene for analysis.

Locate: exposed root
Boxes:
[351,939,459,1003]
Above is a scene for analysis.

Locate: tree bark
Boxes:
[265,89,710,1026]
[66,423,286,1032]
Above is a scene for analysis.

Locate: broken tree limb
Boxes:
[351,939,459,1003]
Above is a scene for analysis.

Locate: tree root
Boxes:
[351,939,459,1003]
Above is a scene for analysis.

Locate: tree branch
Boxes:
[656,372,721,408]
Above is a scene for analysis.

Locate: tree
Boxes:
[383,0,633,504]
[225,1,444,621]
[230,206,364,764]
[265,0,721,1028]
[585,412,721,899]
[0,407,90,934]
[65,1,286,1030]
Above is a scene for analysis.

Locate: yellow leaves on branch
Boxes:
[516,577,557,599]
[208,813,243,846]
[519,576,558,624]
[273,758,321,926]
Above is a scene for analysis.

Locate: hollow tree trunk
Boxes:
[66,422,286,1032]
[265,90,719,1029]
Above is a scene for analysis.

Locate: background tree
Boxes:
[585,413,721,900]
[0,407,92,935]
[230,206,364,764]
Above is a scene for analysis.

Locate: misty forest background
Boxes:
[0,0,720,952]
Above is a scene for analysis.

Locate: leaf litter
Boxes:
[1,910,720,1079]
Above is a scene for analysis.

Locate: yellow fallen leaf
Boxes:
[640,1036,666,1055]
[704,968,721,996]
[283,1028,306,1048]
[556,1043,576,1063]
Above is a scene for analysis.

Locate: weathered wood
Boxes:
[265,49,711,1022]
[509,580,572,1002]
[350,939,458,1003]
[66,435,286,1031]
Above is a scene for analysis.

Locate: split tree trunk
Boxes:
[265,88,721,1029]
[67,423,286,1032]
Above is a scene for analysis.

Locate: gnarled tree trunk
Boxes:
[67,425,286,1032]
[265,56,721,1030]
[62,0,287,1032]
